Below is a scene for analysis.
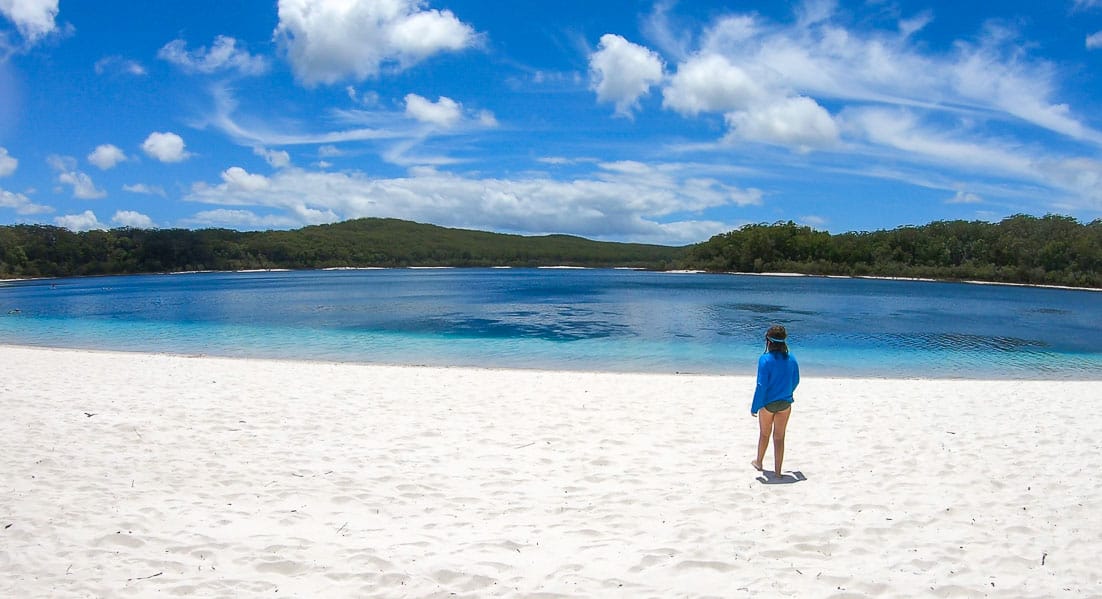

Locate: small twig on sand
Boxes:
[514,441,536,449]
[1042,552,1048,566]
[130,572,163,582]
[336,522,348,534]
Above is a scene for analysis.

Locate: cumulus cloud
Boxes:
[58,171,106,199]
[254,146,292,168]
[589,33,665,117]
[141,131,191,163]
[219,166,271,192]
[55,210,104,232]
[1088,31,1102,50]
[404,93,461,128]
[87,144,127,170]
[1,187,51,214]
[184,163,757,244]
[0,0,59,43]
[111,210,156,229]
[48,154,106,199]
[724,96,839,151]
[158,35,268,76]
[274,0,478,86]
[638,0,1102,160]
[663,53,765,116]
[0,146,16,176]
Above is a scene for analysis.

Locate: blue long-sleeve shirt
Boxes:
[750,351,800,415]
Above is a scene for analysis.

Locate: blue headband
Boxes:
[767,336,787,343]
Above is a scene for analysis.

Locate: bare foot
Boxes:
[774,471,784,480]
[751,460,763,471]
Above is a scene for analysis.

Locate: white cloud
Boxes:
[652,3,1102,148]
[663,53,766,116]
[254,146,292,168]
[404,93,461,128]
[947,191,983,204]
[0,146,16,177]
[58,170,106,199]
[87,144,127,170]
[94,55,146,76]
[158,35,268,76]
[318,145,343,158]
[184,163,758,244]
[183,208,322,230]
[220,166,270,192]
[1,187,51,214]
[54,210,105,232]
[848,107,1035,175]
[274,0,477,86]
[724,96,839,151]
[48,154,106,199]
[800,215,828,228]
[46,153,74,171]
[111,210,155,229]
[123,183,166,197]
[898,12,933,39]
[641,0,693,62]
[0,0,58,43]
[477,109,498,128]
[589,34,665,117]
[1088,31,1102,50]
[209,85,407,146]
[141,131,191,163]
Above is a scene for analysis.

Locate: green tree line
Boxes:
[685,214,1102,288]
[1,214,1099,288]
[0,217,684,277]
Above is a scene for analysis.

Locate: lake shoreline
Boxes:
[3,265,1101,292]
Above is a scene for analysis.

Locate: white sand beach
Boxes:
[1,345,1099,597]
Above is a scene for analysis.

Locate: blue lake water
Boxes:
[2,268,1100,379]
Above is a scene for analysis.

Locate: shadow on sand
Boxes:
[756,470,807,485]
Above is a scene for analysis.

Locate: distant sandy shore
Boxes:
[2,345,1098,597]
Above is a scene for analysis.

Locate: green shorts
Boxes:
[763,400,792,414]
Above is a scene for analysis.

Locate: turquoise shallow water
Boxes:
[2,268,1100,379]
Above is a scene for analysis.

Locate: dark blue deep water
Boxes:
[2,268,1100,379]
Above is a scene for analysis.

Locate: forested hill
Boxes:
[0,218,685,277]
[685,214,1102,288]
[1,214,1100,288]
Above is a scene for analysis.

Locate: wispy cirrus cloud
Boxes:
[158,35,268,76]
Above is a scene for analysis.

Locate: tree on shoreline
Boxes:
[1,214,1099,288]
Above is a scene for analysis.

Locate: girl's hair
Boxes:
[765,325,789,357]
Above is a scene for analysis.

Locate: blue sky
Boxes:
[1,0,1101,245]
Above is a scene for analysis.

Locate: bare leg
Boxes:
[753,410,774,471]
[771,406,792,478]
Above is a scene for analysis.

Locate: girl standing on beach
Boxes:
[751,325,800,479]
